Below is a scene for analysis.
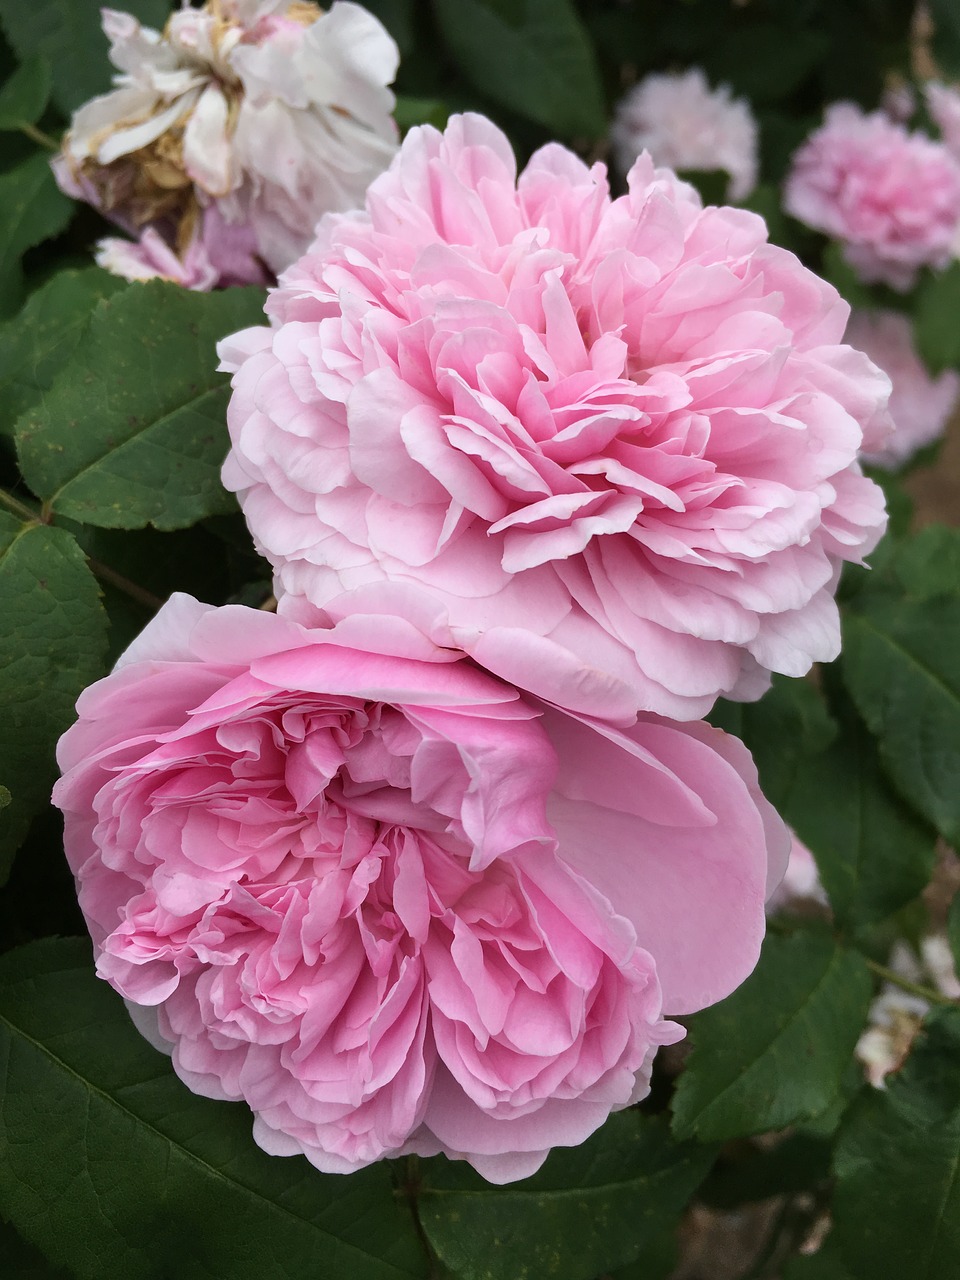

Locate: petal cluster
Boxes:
[846,309,960,469]
[610,68,758,201]
[784,103,960,291]
[54,1,399,285]
[222,113,888,723]
[54,595,786,1181]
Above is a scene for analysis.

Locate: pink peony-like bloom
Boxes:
[222,113,888,724]
[784,102,960,291]
[54,1,398,287]
[54,593,787,1182]
[846,309,960,468]
[610,68,758,202]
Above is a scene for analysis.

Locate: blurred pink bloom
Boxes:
[925,81,960,158]
[611,68,758,201]
[846,309,959,468]
[222,113,888,724]
[54,594,786,1181]
[55,1,398,287]
[784,103,960,290]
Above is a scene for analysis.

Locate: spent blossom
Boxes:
[611,68,758,202]
[784,102,960,291]
[223,113,889,724]
[53,594,787,1181]
[54,1,399,287]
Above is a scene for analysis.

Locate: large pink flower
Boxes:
[54,594,786,1182]
[222,113,888,724]
[784,103,960,290]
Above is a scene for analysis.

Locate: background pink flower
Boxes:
[610,68,758,202]
[784,102,960,290]
[222,113,888,724]
[54,594,787,1182]
[846,309,960,468]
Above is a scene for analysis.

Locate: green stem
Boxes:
[86,556,164,612]
[20,121,58,150]
[0,487,42,523]
[866,958,956,1007]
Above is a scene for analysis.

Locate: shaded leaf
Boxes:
[432,0,604,138]
[0,512,107,878]
[0,267,125,436]
[781,710,935,936]
[0,0,168,115]
[842,579,960,843]
[915,261,960,374]
[418,1112,715,1280]
[0,937,428,1280]
[832,1007,960,1278]
[15,282,267,529]
[671,931,872,1142]
[0,55,51,131]
[0,152,72,317]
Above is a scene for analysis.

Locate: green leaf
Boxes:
[393,95,449,134]
[0,1215,71,1277]
[781,710,935,936]
[0,267,126,437]
[708,675,837,811]
[0,937,428,1280]
[0,512,107,877]
[0,152,73,318]
[831,1007,960,1278]
[915,261,960,374]
[842,576,960,844]
[0,0,169,115]
[671,931,873,1143]
[0,55,51,131]
[418,1112,715,1280]
[432,0,604,138]
[15,282,267,529]
[782,1247,855,1280]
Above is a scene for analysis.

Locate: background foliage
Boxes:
[1,1,958,1277]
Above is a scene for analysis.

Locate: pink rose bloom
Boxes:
[95,226,221,290]
[784,103,960,291]
[54,594,787,1182]
[846,309,960,468]
[54,1,398,288]
[222,113,888,724]
[610,68,758,202]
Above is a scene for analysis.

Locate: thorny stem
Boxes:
[865,958,957,1008]
[20,121,58,150]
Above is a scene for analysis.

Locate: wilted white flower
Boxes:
[855,938,959,1087]
[55,1,399,286]
[610,68,758,201]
